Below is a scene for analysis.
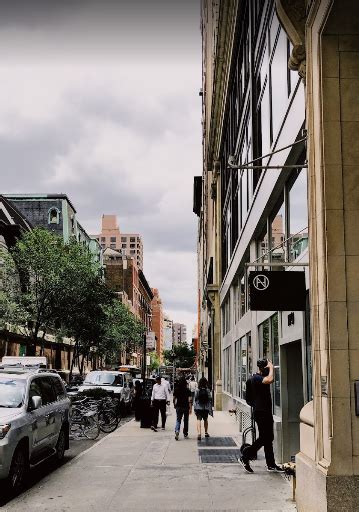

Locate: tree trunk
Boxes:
[69,339,79,381]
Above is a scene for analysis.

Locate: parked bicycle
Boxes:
[70,396,121,439]
[70,399,100,440]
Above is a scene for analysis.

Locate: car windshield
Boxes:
[84,372,123,386]
[0,377,26,408]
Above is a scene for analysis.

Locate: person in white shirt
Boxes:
[161,377,171,394]
[151,375,170,431]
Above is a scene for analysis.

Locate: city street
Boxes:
[3,411,295,512]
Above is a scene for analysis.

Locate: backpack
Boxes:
[245,375,254,407]
[198,387,209,404]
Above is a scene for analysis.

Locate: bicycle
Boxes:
[70,399,100,440]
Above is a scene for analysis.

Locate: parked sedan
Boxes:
[0,369,71,493]
[78,370,133,409]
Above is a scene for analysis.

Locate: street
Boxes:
[2,412,295,512]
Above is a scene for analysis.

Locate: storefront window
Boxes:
[259,314,281,416]
[223,346,232,394]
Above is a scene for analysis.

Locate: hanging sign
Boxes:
[146,331,156,350]
[249,271,306,311]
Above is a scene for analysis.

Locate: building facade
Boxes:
[95,214,144,270]
[163,316,173,351]
[199,0,359,510]
[172,323,187,345]
[199,0,307,469]
[5,194,103,265]
[151,288,164,362]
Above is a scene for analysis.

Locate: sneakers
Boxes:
[175,432,179,440]
[161,427,165,431]
[239,456,254,474]
[151,426,157,432]
[267,464,285,472]
[197,434,201,441]
[205,432,210,438]
[184,433,188,438]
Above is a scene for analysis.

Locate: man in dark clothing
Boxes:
[173,377,192,440]
[240,359,284,474]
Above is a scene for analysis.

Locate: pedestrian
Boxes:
[133,380,143,422]
[173,376,192,440]
[161,376,171,395]
[151,375,170,432]
[189,376,198,403]
[193,377,213,440]
[239,359,284,474]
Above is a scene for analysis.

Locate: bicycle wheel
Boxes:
[98,409,119,433]
[82,413,100,440]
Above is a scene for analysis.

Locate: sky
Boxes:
[0,0,202,341]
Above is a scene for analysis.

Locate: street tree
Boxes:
[163,343,196,369]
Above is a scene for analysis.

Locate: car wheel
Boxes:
[8,445,28,493]
[55,428,67,462]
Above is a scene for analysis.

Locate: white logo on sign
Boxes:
[253,274,269,291]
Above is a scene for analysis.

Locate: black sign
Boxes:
[249,271,306,311]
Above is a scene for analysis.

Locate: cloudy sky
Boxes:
[0,0,202,340]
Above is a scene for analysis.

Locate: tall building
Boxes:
[163,316,173,351]
[151,289,164,362]
[95,215,144,270]
[198,0,359,510]
[172,323,187,345]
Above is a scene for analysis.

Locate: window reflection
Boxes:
[271,28,289,138]
[289,169,308,261]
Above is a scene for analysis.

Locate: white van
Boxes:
[78,370,133,409]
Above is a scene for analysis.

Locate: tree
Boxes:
[149,351,160,372]
[163,344,196,369]
[1,228,102,354]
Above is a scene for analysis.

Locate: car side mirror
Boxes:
[30,396,42,410]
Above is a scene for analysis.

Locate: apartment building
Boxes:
[172,323,187,345]
[95,214,144,270]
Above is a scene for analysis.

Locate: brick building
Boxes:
[151,288,164,362]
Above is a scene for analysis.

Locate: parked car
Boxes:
[0,368,71,493]
[78,371,133,409]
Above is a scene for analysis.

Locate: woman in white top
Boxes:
[189,376,198,403]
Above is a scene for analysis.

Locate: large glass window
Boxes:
[223,346,232,394]
[288,169,308,261]
[258,314,280,415]
[270,28,290,138]
[271,200,285,267]
[235,333,251,400]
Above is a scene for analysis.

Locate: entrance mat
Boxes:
[197,436,237,447]
[198,448,240,457]
[200,453,239,464]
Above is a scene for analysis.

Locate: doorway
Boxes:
[281,340,304,462]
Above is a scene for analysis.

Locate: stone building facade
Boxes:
[151,288,164,362]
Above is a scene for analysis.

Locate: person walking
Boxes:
[188,376,198,404]
[151,375,170,432]
[173,377,192,440]
[133,380,143,421]
[193,377,213,440]
[239,359,284,474]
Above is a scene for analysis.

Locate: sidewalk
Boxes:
[4,410,296,512]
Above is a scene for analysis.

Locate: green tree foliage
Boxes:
[149,351,160,372]
[0,228,145,364]
[163,344,196,369]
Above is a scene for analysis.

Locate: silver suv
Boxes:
[0,369,71,493]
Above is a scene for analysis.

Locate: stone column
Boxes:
[277,0,359,510]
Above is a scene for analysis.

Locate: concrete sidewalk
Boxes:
[4,410,296,512]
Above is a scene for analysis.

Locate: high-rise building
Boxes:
[151,288,164,362]
[163,316,173,351]
[95,215,144,270]
[172,323,187,345]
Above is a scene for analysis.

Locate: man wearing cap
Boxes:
[151,375,170,432]
[239,359,284,474]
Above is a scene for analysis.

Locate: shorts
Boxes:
[195,410,209,421]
